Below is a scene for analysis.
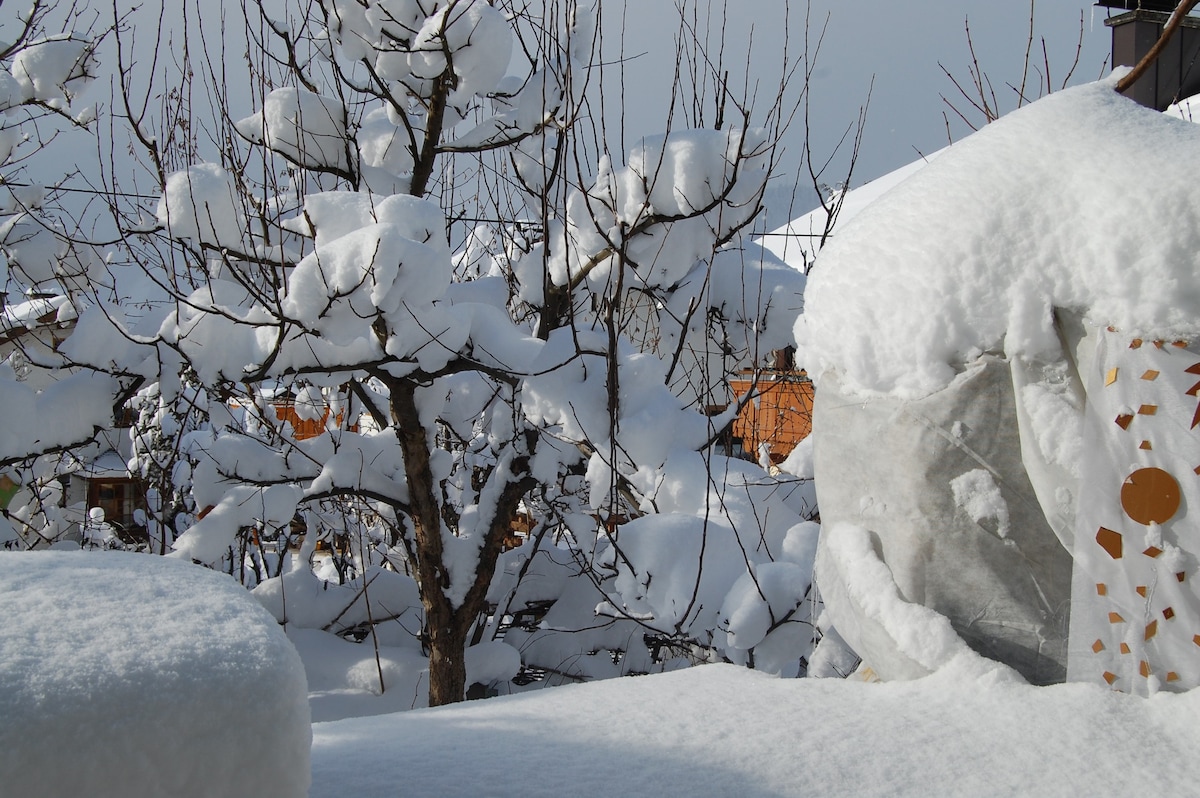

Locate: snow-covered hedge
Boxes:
[0,552,310,797]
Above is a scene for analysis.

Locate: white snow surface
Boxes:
[236,87,352,173]
[761,148,943,272]
[949,468,1011,539]
[0,552,310,798]
[798,73,1200,399]
[408,1,511,106]
[156,163,249,250]
[311,660,1200,797]
[9,36,96,110]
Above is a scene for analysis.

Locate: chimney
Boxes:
[1098,2,1200,109]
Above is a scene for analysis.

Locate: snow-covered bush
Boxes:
[0,0,819,711]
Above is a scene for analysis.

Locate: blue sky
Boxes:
[612,1,1115,191]
[8,1,1118,227]
[98,0,1116,191]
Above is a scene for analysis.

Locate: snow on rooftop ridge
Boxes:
[0,294,69,333]
[0,552,311,798]
[798,73,1200,399]
[760,149,945,272]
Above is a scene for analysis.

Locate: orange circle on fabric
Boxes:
[1120,467,1181,525]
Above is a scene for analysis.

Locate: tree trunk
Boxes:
[388,379,536,707]
[388,379,464,706]
[426,610,469,707]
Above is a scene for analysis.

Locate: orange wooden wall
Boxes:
[273,404,352,440]
[728,372,814,463]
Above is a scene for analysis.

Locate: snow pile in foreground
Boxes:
[798,71,1200,399]
[311,661,1200,797]
[0,552,311,798]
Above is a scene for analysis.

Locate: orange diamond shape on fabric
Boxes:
[1097,528,1123,559]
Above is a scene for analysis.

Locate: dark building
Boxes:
[1098,1,1200,109]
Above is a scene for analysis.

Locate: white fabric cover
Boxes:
[814,356,1073,684]
[1068,331,1200,694]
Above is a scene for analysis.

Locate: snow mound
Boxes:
[798,73,1200,399]
[311,661,1200,797]
[0,552,310,798]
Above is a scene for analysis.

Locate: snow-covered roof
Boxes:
[759,149,945,272]
[0,294,70,335]
[77,449,131,479]
[798,72,1200,399]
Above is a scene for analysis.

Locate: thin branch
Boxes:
[1116,0,1200,94]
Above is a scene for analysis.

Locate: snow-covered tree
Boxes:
[0,1,137,549]
[0,0,103,303]
[45,0,820,706]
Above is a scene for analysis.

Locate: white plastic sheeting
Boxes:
[803,74,1200,688]
[1068,331,1200,694]
[813,357,1072,684]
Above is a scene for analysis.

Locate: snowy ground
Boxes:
[310,661,1200,797]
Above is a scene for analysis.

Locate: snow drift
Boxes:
[0,552,311,797]
[310,660,1200,797]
